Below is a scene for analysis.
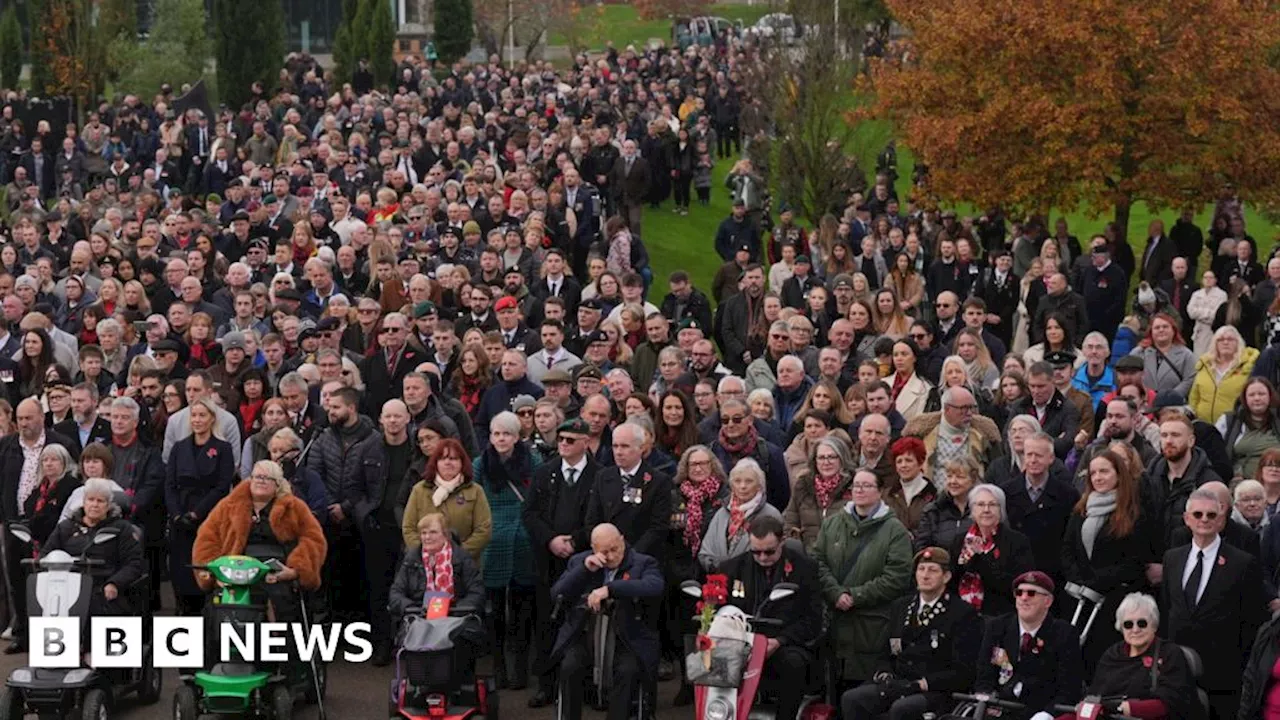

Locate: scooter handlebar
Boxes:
[22,557,105,567]
[952,693,1027,711]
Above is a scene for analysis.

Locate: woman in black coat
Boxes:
[948,483,1035,619]
[23,444,82,547]
[165,397,235,616]
[42,478,146,618]
[1061,449,1154,674]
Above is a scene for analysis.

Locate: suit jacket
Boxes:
[974,614,1084,718]
[1010,390,1081,459]
[1140,235,1177,287]
[999,471,1081,583]
[877,592,981,692]
[610,155,650,207]
[584,462,672,562]
[549,548,664,672]
[51,416,113,455]
[523,456,601,581]
[534,276,582,314]
[359,345,424,418]
[1160,540,1264,692]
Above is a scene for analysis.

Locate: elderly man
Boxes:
[1011,362,1081,459]
[475,350,544,448]
[550,523,663,720]
[108,396,166,610]
[1002,432,1080,587]
[1072,332,1116,408]
[697,375,786,447]
[854,413,896,489]
[771,355,814,430]
[0,398,77,651]
[584,424,671,561]
[1161,487,1264,720]
[1169,480,1262,560]
[708,398,791,510]
[360,311,423,414]
[745,320,794,392]
[903,386,1003,480]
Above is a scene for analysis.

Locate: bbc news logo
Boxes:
[29,617,373,668]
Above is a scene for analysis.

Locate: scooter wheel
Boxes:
[483,689,500,720]
[173,685,199,720]
[81,688,110,720]
[0,687,21,720]
[271,685,293,720]
[138,661,163,705]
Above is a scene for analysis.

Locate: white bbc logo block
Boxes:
[91,617,142,668]
[153,616,204,668]
[30,617,80,668]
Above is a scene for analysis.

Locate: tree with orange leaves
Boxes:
[867,0,1280,246]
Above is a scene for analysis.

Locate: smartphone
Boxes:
[265,558,285,572]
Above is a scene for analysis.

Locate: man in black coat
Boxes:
[359,312,423,418]
[660,271,715,333]
[718,515,824,720]
[1011,363,1082,459]
[1140,219,1177,288]
[1169,481,1262,564]
[977,251,1020,348]
[842,547,981,720]
[973,571,1084,720]
[0,398,78,652]
[609,139,649,238]
[1160,488,1265,720]
[523,419,601,708]
[1081,243,1130,341]
[1000,433,1081,588]
[52,382,113,455]
[584,423,671,563]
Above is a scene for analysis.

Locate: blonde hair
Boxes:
[251,460,293,498]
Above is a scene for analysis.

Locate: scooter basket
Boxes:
[685,638,751,688]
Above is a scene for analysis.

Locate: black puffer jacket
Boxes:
[305,415,386,530]
[388,540,485,618]
[42,506,145,593]
[1143,447,1222,554]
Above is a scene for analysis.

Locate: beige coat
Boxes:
[901,411,1003,479]
[886,371,932,421]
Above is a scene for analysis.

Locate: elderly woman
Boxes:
[784,435,857,548]
[1234,480,1269,532]
[402,439,492,565]
[389,512,485,618]
[948,483,1034,618]
[23,443,82,546]
[671,445,729,581]
[266,427,331,523]
[1062,593,1198,720]
[814,468,913,684]
[42,478,144,617]
[166,397,236,615]
[983,414,1045,486]
[475,411,541,689]
[914,456,981,552]
[884,436,936,534]
[1061,449,1153,673]
[193,460,326,623]
[698,458,782,571]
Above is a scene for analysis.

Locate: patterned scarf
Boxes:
[958,524,996,611]
[681,474,721,553]
[717,422,759,461]
[32,475,56,514]
[421,541,455,598]
[813,472,844,510]
[728,489,764,539]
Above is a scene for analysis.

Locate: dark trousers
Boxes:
[323,523,365,623]
[696,186,710,204]
[673,175,692,208]
[488,584,535,678]
[5,534,27,639]
[362,523,400,648]
[560,639,646,720]
[1208,690,1239,720]
[764,645,812,720]
[841,682,939,720]
[533,575,560,693]
[716,123,740,158]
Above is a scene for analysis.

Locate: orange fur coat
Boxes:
[192,482,327,591]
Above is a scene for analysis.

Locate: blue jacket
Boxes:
[549,548,664,673]
[772,375,814,430]
[1071,363,1116,408]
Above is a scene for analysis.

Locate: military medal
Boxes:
[732,580,745,598]
[930,630,938,649]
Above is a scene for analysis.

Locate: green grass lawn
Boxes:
[549,3,776,51]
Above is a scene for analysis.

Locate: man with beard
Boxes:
[108,396,165,610]
[53,382,112,454]
[401,371,477,457]
[1144,411,1224,583]
[684,339,732,385]
[1072,398,1159,491]
[718,263,765,374]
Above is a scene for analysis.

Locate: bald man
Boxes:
[1170,480,1261,561]
[550,522,663,720]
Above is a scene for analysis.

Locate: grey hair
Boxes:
[612,421,647,446]
[1188,487,1224,512]
[39,443,76,477]
[250,460,292,497]
[657,345,686,366]
[747,388,775,417]
[812,435,854,473]
[270,426,304,451]
[1025,431,1056,452]
[729,457,766,496]
[627,413,654,440]
[490,411,522,436]
[277,372,308,394]
[777,355,804,373]
[96,318,121,337]
[717,375,745,394]
[1235,479,1265,501]
[110,396,140,420]
[1006,414,1043,436]
[1114,592,1160,632]
[82,477,115,500]
[1083,331,1110,350]
[272,272,296,289]
[969,483,1007,521]
[770,320,790,335]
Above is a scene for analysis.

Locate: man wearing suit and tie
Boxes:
[561,168,600,278]
[1140,219,1177,288]
[534,250,582,316]
[584,422,671,564]
[52,383,113,455]
[609,140,649,240]
[523,419,600,708]
[1161,487,1265,720]
[359,312,422,418]
[973,571,1083,720]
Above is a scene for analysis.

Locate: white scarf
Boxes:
[432,475,463,507]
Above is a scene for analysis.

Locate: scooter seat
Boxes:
[209,662,259,677]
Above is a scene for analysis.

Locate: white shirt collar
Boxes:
[562,456,588,475]
[621,463,642,477]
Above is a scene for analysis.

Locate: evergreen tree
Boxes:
[0,6,22,91]
[367,0,396,87]
[27,0,53,94]
[117,0,209,95]
[433,0,473,66]
[214,0,284,109]
[331,0,360,81]
[352,0,374,63]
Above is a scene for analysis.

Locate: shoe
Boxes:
[657,658,674,681]
[371,645,392,667]
[673,684,694,707]
[1,625,11,640]
[4,640,25,654]
[528,689,554,708]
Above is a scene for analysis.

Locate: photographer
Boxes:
[841,547,981,720]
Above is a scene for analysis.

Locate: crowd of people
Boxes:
[0,19,1277,720]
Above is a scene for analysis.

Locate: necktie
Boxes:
[626,158,633,174]
[1020,632,1034,656]
[551,281,559,297]
[505,332,514,345]
[386,348,399,375]
[1173,282,1181,307]
[1184,550,1205,608]
[565,467,578,486]
[1029,484,1041,503]
[622,473,634,484]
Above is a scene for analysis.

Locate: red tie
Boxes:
[1020,632,1034,656]
[1173,282,1181,308]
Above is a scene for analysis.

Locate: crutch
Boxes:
[295,583,328,720]
[1065,582,1105,645]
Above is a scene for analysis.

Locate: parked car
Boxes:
[744,13,800,45]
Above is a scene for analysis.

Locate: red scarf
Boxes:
[680,475,721,553]
[813,472,844,510]
[958,524,997,611]
[239,398,265,433]
[717,422,759,461]
[891,371,911,403]
[422,542,455,597]
[727,494,753,539]
[32,475,56,514]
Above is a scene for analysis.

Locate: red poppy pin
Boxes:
[1218,556,1226,567]
[206,447,217,459]
[644,472,652,483]
[622,572,630,581]
[993,548,1000,559]
[696,635,714,651]
[1142,656,1154,668]
[1032,638,1044,654]
[784,560,794,576]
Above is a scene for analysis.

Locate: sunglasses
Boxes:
[749,546,780,557]
[1122,619,1150,630]
[1190,510,1219,520]
[723,415,747,425]
[1014,589,1048,599]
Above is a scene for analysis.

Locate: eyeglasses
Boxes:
[379,327,405,335]
[851,482,878,491]
[1190,510,1219,520]
[358,308,379,315]
[1014,589,1048,599]
[250,474,275,482]
[972,501,1000,509]
[945,404,977,412]
[909,333,927,340]
[815,454,840,462]
[749,546,780,557]
[1122,619,1150,630]
[516,409,534,416]
[935,303,952,309]
[723,415,747,425]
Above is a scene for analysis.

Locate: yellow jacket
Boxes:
[1188,346,1260,424]
[401,479,493,568]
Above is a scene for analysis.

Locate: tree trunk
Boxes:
[1112,195,1132,255]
